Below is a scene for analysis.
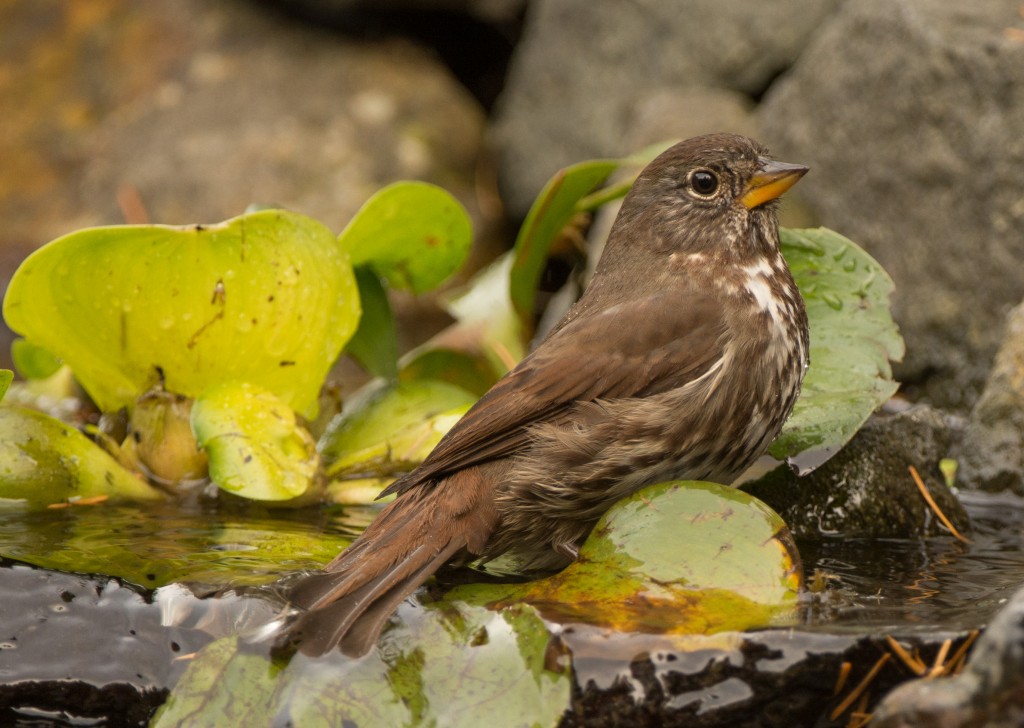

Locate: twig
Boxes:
[928,639,952,677]
[885,635,927,676]
[834,661,852,695]
[830,652,891,721]
[942,630,980,676]
[908,465,970,543]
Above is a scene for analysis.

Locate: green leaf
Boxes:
[345,267,399,380]
[443,252,527,377]
[10,339,62,380]
[453,481,800,634]
[399,347,498,397]
[339,181,473,295]
[0,370,11,403]
[192,382,319,502]
[509,160,618,323]
[770,227,904,464]
[3,209,360,420]
[154,602,570,728]
[0,406,163,508]
[319,379,475,503]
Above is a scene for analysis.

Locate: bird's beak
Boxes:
[741,159,809,210]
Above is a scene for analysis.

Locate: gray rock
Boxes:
[759,0,1024,409]
[742,405,968,540]
[491,0,841,217]
[958,301,1024,494]
[873,583,1024,728]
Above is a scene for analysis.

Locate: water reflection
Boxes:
[798,490,1024,631]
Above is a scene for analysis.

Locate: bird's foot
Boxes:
[553,541,580,562]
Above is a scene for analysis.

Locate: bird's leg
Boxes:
[554,541,580,561]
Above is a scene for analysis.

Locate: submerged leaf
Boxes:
[771,227,904,466]
[0,407,163,508]
[154,601,570,728]
[192,382,319,502]
[3,209,359,419]
[339,181,473,295]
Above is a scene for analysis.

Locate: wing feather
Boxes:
[383,286,726,497]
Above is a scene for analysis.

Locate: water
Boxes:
[1,489,1021,633]
[798,489,1024,632]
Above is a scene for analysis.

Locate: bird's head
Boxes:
[610,133,808,262]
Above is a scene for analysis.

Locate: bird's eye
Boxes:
[690,170,719,196]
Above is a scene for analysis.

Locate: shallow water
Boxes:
[2,488,1023,724]
[797,489,1024,632]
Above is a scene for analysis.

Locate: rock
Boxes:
[491,0,841,217]
[872,584,1024,728]
[958,301,1024,494]
[252,0,525,109]
[759,0,1024,409]
[742,406,968,540]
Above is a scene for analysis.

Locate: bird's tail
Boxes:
[275,468,497,657]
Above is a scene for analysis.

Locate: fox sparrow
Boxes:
[278,133,810,657]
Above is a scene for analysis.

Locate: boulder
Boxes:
[760,0,1024,409]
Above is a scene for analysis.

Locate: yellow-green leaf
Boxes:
[3,209,359,419]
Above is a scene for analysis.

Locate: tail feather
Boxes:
[276,466,499,657]
[298,540,465,657]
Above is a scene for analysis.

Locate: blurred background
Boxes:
[2,0,1023,413]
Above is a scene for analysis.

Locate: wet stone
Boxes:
[743,405,968,540]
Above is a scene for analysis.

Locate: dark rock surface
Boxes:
[743,406,968,540]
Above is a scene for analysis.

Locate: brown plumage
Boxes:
[278,133,810,657]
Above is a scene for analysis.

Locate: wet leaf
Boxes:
[3,209,359,420]
[154,601,570,728]
[345,267,399,380]
[319,379,475,503]
[192,382,319,502]
[0,370,11,402]
[0,503,349,588]
[0,407,162,509]
[453,481,801,634]
[339,181,472,295]
[770,227,904,466]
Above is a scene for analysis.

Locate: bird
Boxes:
[277,133,810,658]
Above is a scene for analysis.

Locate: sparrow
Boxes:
[278,133,809,657]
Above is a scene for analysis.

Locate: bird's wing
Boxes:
[383,286,727,497]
